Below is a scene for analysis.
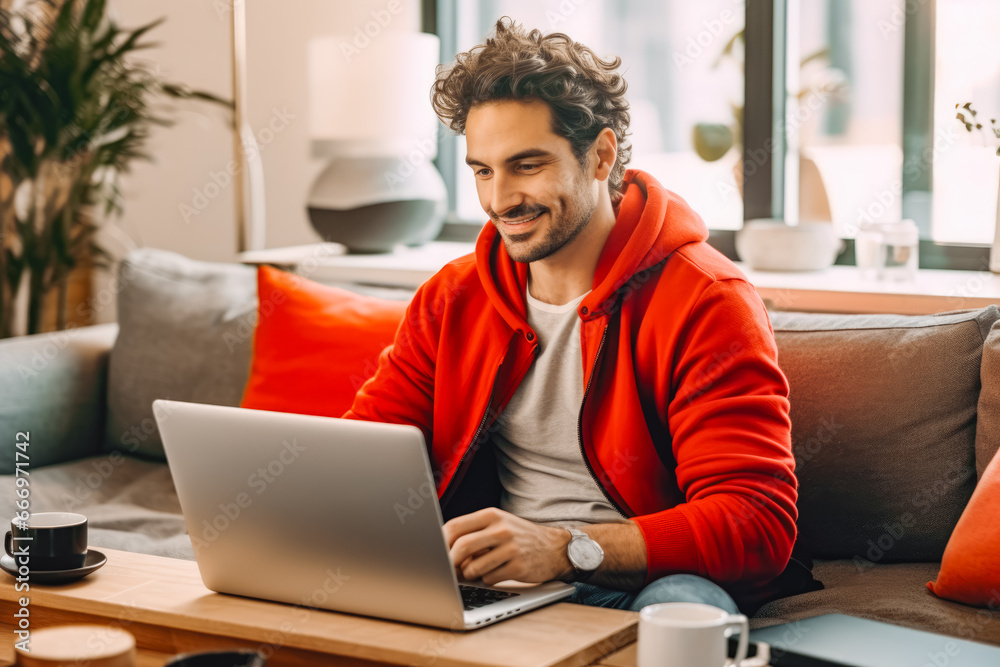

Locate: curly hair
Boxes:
[431,18,632,198]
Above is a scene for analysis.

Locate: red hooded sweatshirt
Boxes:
[343,169,801,602]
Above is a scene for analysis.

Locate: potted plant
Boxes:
[955,102,1000,273]
[0,0,231,338]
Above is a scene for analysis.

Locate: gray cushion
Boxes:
[104,248,417,461]
[0,323,118,472]
[975,318,1000,479]
[770,306,1000,563]
[105,248,258,459]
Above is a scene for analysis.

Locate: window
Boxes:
[435,0,745,229]
[788,1,904,235]
[429,0,996,268]
[931,0,1000,245]
[787,0,1000,247]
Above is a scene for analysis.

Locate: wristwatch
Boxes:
[565,528,604,582]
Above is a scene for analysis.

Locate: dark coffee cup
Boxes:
[4,512,88,571]
[164,650,267,667]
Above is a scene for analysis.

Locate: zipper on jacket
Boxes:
[439,360,503,508]
[578,320,629,518]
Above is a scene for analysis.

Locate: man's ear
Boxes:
[591,127,617,182]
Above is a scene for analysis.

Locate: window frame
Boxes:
[424,0,992,269]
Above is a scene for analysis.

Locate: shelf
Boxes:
[239,241,475,287]
[741,264,1000,314]
[239,242,1000,315]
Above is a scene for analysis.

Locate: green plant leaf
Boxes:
[106,17,165,61]
[7,116,37,175]
[692,123,734,162]
[80,0,108,34]
[2,0,232,328]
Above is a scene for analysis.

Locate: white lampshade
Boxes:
[308,32,441,158]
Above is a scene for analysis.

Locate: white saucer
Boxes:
[0,548,107,584]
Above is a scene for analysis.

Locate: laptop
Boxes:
[153,399,575,630]
[745,613,1000,666]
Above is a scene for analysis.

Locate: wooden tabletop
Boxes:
[0,548,637,667]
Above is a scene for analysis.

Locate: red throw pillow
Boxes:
[926,450,1000,607]
[241,265,408,418]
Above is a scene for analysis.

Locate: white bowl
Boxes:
[735,219,845,271]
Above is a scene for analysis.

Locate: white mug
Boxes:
[637,602,771,667]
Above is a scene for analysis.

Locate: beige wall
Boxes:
[92,0,421,323]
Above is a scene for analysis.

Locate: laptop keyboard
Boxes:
[459,584,520,610]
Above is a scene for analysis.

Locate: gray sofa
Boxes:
[1,247,998,647]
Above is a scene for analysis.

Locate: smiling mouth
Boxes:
[501,211,545,225]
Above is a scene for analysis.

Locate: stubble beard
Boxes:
[498,179,598,264]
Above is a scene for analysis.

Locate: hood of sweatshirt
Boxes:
[474,169,710,331]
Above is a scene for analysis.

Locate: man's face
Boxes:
[465,99,598,263]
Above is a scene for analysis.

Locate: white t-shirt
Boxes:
[491,277,628,527]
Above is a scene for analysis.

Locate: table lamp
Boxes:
[306,32,446,253]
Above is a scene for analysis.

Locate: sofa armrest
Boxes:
[0,323,119,472]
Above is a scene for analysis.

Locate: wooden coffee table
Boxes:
[0,549,638,666]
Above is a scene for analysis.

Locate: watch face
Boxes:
[569,537,604,571]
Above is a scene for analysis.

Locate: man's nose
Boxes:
[491,172,523,218]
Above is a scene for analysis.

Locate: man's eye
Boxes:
[518,164,538,171]
[475,168,492,177]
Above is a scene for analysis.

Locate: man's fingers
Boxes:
[462,543,517,581]
[442,508,503,548]
[458,549,489,572]
[449,529,501,568]
[480,560,523,586]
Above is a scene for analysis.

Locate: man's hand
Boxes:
[443,508,572,585]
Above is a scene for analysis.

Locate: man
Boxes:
[343,18,818,614]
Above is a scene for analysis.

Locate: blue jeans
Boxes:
[569,574,740,614]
